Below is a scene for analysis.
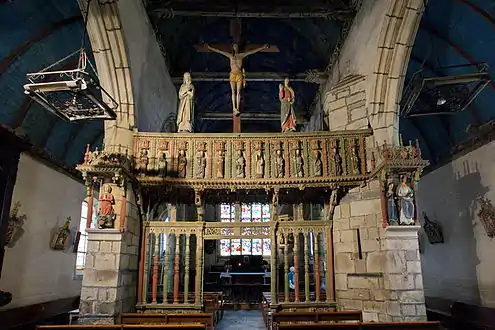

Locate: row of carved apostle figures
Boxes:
[176,72,297,133]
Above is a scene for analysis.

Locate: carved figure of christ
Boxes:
[205,43,269,115]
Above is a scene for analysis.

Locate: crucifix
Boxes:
[195,18,279,132]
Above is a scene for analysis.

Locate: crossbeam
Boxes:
[199,112,279,121]
[171,72,322,83]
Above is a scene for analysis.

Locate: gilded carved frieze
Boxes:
[131,130,372,189]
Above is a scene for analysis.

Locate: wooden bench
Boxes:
[121,313,214,329]
[277,321,442,329]
[163,292,224,323]
[449,301,495,330]
[271,311,362,330]
[361,322,442,329]
[37,325,206,330]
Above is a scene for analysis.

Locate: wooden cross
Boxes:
[195,18,279,133]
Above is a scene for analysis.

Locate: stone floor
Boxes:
[215,310,266,330]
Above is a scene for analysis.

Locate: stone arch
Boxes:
[78,0,135,153]
[369,0,426,145]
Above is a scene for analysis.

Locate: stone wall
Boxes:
[417,140,495,307]
[323,75,367,131]
[118,0,177,133]
[0,154,85,310]
[333,180,426,321]
[79,184,140,323]
[315,1,425,144]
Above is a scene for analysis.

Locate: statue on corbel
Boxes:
[97,184,116,229]
[382,171,418,226]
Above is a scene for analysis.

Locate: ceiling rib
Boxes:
[456,0,495,26]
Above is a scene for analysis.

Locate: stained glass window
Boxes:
[219,203,271,256]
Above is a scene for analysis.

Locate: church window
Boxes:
[75,199,97,275]
[219,203,271,257]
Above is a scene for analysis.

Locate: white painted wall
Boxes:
[0,154,85,310]
[118,0,177,132]
[417,141,495,308]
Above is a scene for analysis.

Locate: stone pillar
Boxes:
[383,226,426,321]
[79,184,140,324]
[332,179,426,322]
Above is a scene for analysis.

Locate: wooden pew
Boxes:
[450,301,495,330]
[272,311,362,330]
[278,322,442,329]
[163,292,224,322]
[360,322,442,329]
[37,326,206,330]
[121,313,214,329]
[278,324,360,329]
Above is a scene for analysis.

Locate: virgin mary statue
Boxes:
[279,78,297,132]
[176,72,195,132]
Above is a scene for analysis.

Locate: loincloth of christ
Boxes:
[229,70,246,87]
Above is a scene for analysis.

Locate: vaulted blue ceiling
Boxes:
[150,15,343,133]
[0,0,102,167]
[400,0,495,165]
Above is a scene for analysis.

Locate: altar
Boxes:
[219,272,271,285]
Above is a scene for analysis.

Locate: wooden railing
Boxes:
[137,220,333,312]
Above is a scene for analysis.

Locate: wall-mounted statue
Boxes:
[422,212,444,244]
[178,149,187,178]
[275,149,285,178]
[386,182,399,226]
[195,149,206,178]
[294,149,304,177]
[349,145,360,175]
[279,78,297,132]
[98,185,116,229]
[255,150,265,178]
[235,150,245,178]
[176,72,195,133]
[397,175,415,225]
[330,147,342,176]
[51,217,71,250]
[476,196,495,238]
[314,151,322,176]
[6,202,27,248]
[217,150,225,178]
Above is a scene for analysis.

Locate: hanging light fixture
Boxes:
[23,0,117,122]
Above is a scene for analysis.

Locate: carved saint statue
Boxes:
[255,150,265,178]
[397,175,415,225]
[177,149,187,178]
[275,149,285,178]
[349,146,360,175]
[176,72,195,132]
[294,149,304,177]
[235,150,245,178]
[279,78,297,133]
[386,182,399,225]
[195,150,206,178]
[157,151,167,177]
[206,43,269,115]
[98,185,116,229]
[51,217,71,250]
[138,149,149,173]
[314,151,322,176]
[217,150,225,178]
[330,147,342,176]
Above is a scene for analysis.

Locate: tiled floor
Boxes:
[215,310,266,330]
